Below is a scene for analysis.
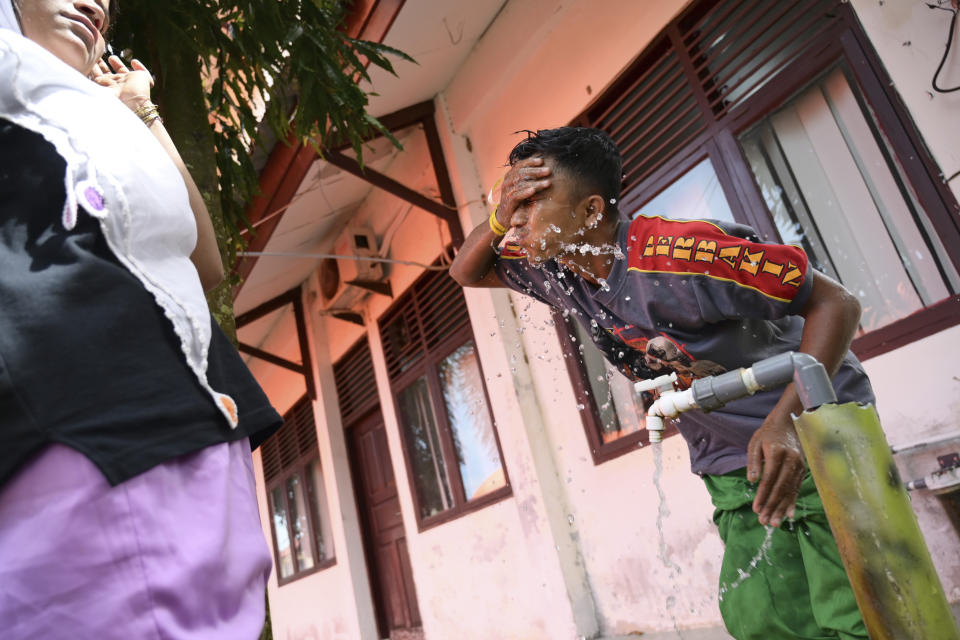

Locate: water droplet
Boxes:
[576,403,585,410]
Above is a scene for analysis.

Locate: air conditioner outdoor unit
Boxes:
[316,226,390,318]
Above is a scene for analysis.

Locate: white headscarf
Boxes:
[0,0,238,427]
[0,0,18,33]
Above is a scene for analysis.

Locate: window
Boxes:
[261,396,336,583]
[740,65,959,332]
[566,0,960,463]
[379,267,510,528]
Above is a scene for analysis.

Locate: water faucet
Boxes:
[633,372,680,443]
[634,351,838,443]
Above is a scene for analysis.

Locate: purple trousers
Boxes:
[0,439,272,639]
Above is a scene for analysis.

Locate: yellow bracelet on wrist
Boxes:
[133,101,162,127]
[489,207,508,236]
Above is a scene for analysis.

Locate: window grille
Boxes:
[582,0,841,199]
[261,395,317,483]
[334,338,379,426]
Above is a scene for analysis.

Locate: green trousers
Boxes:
[703,469,868,640]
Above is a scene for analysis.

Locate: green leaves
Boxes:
[111,0,414,260]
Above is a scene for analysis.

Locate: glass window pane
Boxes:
[438,341,506,500]
[740,66,959,332]
[397,377,454,519]
[306,460,334,562]
[569,319,647,444]
[631,158,736,225]
[270,486,295,579]
[286,473,315,572]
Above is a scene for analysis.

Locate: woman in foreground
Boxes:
[0,1,282,637]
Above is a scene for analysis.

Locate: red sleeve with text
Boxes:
[625,216,813,319]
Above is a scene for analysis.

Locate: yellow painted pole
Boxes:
[794,402,960,640]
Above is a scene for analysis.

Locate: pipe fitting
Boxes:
[646,415,665,443]
[649,388,697,419]
[691,351,837,412]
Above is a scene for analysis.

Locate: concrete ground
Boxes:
[601,627,731,640]
[599,602,960,639]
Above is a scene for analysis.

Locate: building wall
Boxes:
[437,0,750,634]
[350,128,584,640]
[248,0,960,638]
[849,0,960,203]
[436,0,960,633]
[847,0,960,603]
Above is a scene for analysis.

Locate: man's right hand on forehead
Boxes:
[498,157,551,228]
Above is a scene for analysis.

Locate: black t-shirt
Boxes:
[0,119,282,486]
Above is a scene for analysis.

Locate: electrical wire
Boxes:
[237,251,450,270]
[929,1,960,92]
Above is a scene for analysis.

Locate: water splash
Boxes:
[652,443,682,576]
[653,443,687,638]
[718,525,776,601]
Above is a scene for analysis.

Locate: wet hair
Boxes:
[508,127,623,213]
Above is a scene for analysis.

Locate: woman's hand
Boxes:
[90,55,154,112]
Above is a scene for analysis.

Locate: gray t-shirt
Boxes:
[495,214,874,476]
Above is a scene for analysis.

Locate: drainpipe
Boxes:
[636,352,960,640]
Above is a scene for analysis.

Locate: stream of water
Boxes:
[652,442,686,638]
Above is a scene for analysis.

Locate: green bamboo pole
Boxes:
[794,403,960,640]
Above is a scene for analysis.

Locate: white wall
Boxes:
[437,0,960,634]
[850,0,960,203]
[251,299,378,640]
[847,0,960,602]
[863,324,960,601]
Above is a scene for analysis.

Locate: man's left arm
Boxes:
[748,269,862,527]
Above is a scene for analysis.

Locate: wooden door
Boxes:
[347,411,422,638]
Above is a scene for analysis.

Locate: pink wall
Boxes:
[245,0,960,637]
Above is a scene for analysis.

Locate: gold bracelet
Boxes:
[489,207,508,235]
[133,101,162,127]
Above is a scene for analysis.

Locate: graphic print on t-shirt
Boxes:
[607,326,726,389]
